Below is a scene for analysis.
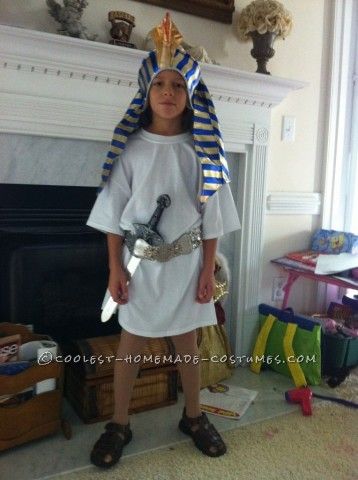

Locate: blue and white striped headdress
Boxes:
[100,16,230,204]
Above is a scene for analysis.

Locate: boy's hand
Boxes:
[196,267,215,303]
[108,266,129,305]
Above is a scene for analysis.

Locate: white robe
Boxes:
[87,129,241,337]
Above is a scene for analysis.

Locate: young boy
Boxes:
[87,13,241,468]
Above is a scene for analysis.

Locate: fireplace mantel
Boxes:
[0,25,306,141]
[0,25,307,358]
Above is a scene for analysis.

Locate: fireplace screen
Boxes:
[0,184,121,344]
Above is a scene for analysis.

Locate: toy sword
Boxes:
[101,194,171,322]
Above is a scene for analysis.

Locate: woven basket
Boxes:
[64,334,178,423]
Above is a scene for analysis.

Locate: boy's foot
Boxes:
[90,421,132,468]
[178,408,227,457]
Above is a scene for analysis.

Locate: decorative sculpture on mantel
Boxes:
[108,11,136,48]
[46,0,97,41]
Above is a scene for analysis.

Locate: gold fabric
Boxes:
[197,325,234,389]
[149,12,183,68]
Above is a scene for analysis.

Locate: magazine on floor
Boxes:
[199,384,258,420]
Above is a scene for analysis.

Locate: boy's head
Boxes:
[100,13,230,203]
[137,42,200,132]
[149,70,188,118]
[141,70,192,131]
[138,48,201,108]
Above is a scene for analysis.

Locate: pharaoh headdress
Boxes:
[100,13,230,204]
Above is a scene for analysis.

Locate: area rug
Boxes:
[47,401,357,480]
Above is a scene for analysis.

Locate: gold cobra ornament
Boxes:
[149,12,183,68]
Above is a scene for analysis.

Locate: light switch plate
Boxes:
[281,116,296,142]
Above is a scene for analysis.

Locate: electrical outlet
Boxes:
[272,276,286,302]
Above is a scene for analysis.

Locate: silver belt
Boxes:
[128,227,202,263]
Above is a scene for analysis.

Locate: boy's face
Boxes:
[148,70,188,123]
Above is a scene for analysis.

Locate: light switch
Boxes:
[281,116,296,142]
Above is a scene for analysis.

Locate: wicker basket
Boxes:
[64,334,178,423]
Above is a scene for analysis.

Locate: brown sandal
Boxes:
[178,408,227,457]
[90,422,132,468]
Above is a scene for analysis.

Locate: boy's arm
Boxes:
[196,238,217,303]
[107,233,129,304]
[202,238,217,272]
[107,233,125,270]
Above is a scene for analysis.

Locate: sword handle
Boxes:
[147,194,171,231]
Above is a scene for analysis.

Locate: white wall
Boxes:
[261,0,331,313]
[0,0,331,313]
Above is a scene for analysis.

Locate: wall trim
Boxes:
[266,192,322,215]
[317,0,357,312]
[0,25,306,113]
[321,0,355,230]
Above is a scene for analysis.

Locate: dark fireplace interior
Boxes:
[0,184,121,346]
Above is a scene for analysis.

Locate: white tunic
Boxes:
[87,129,241,337]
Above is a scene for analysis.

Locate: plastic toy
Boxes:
[285,386,313,416]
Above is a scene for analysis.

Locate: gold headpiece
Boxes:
[149,12,183,68]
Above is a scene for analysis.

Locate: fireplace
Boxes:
[0,184,121,344]
[0,25,304,356]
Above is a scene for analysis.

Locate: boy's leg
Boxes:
[91,329,147,468]
[112,329,148,425]
[171,329,201,418]
[171,329,227,457]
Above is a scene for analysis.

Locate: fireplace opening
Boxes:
[0,184,121,345]
[0,151,243,353]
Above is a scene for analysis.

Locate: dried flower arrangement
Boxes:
[237,0,293,41]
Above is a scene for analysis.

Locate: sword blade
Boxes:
[100,239,149,323]
[126,255,141,278]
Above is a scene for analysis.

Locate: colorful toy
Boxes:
[285,387,358,415]
[285,386,313,416]
[311,229,358,254]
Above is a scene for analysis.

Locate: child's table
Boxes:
[271,260,358,309]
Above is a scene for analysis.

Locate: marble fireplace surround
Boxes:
[0,25,306,357]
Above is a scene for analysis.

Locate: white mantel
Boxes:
[0,25,305,141]
[0,25,306,358]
